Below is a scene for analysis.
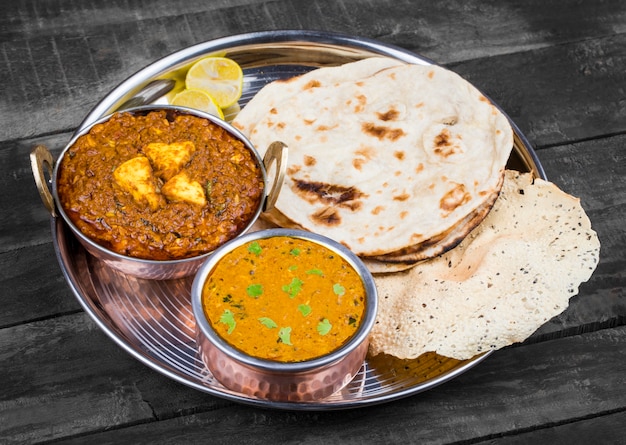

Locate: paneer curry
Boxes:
[57,110,264,260]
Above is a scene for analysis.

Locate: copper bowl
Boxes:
[30,105,286,280]
[191,228,378,402]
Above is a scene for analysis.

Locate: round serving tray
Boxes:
[53,30,546,410]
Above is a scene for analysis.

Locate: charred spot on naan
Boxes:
[440,183,472,216]
[302,79,321,90]
[433,128,464,158]
[352,145,376,171]
[303,155,316,167]
[292,179,367,211]
[311,206,342,226]
[353,94,368,113]
[361,122,406,141]
[376,107,401,121]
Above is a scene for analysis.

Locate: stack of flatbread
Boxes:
[233,58,513,272]
[232,58,600,360]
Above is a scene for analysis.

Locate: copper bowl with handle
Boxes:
[30,105,287,280]
[191,228,378,402]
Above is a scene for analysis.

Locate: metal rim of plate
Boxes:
[53,30,546,410]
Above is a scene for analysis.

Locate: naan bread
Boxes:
[233,58,513,259]
[368,171,601,360]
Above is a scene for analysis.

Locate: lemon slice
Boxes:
[171,89,224,119]
[185,57,243,109]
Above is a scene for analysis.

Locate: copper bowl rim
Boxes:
[191,228,379,373]
[50,104,273,271]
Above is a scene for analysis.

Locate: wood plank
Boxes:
[3,324,622,443]
[0,243,82,328]
[449,32,626,148]
[1,0,626,141]
[0,133,70,251]
[0,312,228,443]
[481,411,626,444]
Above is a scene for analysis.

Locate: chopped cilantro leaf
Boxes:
[298,304,312,317]
[219,310,236,334]
[278,327,292,345]
[259,317,277,329]
[306,268,323,276]
[248,241,262,256]
[317,319,332,336]
[282,277,303,298]
[333,283,345,296]
[290,248,301,256]
[247,283,263,298]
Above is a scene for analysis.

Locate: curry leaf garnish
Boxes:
[282,277,303,298]
[259,317,277,329]
[317,319,332,336]
[219,310,236,334]
[298,304,312,317]
[247,283,263,298]
[278,327,292,345]
[290,248,301,256]
[348,316,357,326]
[333,283,345,296]
[248,241,262,256]
[306,268,323,276]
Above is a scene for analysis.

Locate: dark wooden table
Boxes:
[2,1,625,443]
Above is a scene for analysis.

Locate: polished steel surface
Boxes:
[51,31,546,409]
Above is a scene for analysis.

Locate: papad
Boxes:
[368,170,600,360]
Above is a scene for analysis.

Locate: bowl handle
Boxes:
[29,144,57,217]
[262,141,287,212]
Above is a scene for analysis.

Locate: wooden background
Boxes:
[1,0,625,443]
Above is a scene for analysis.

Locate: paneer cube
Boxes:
[161,171,207,207]
[144,141,196,181]
[113,156,164,211]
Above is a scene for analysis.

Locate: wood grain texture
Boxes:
[3,325,623,444]
[1,0,626,141]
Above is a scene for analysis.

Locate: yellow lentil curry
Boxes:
[57,110,264,260]
[202,236,366,362]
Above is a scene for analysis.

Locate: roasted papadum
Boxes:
[368,171,601,360]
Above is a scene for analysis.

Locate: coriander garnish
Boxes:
[258,317,277,329]
[248,241,262,256]
[333,283,345,296]
[317,318,332,336]
[219,310,236,334]
[282,277,303,298]
[298,304,312,317]
[246,283,263,298]
[278,327,292,345]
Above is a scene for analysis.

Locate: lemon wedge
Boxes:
[185,57,243,109]
[171,89,224,119]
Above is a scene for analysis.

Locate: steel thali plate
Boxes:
[53,30,546,410]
